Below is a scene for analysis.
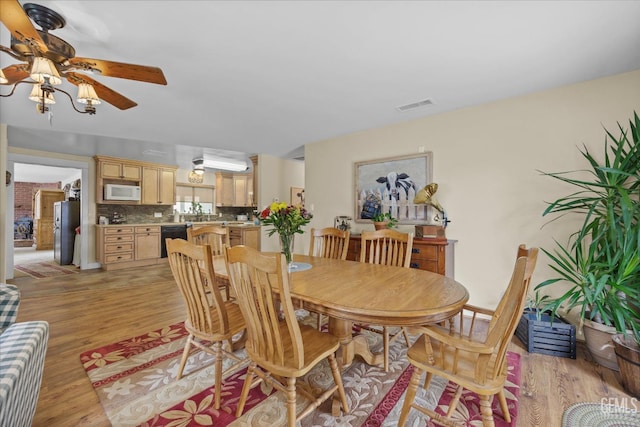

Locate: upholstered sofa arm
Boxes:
[0,321,49,427]
[0,284,20,332]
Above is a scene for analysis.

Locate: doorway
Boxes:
[5,153,91,280]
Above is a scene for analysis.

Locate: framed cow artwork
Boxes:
[354,152,433,225]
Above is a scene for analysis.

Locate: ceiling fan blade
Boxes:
[67,57,167,85]
[0,0,48,53]
[66,72,138,110]
[1,63,30,84]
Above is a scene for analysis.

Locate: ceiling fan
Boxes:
[0,0,167,113]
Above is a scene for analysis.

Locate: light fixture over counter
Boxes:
[193,155,249,173]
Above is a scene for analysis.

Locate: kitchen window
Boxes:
[175,184,215,214]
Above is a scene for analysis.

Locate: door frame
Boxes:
[5,153,92,278]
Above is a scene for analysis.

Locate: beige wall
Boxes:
[257,154,306,252]
[1,125,7,281]
[305,69,640,308]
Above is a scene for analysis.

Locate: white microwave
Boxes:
[104,184,141,201]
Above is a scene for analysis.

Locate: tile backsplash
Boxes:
[96,205,257,224]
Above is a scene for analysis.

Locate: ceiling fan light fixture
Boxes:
[28,84,56,104]
[30,57,62,85]
[0,69,7,84]
[77,83,101,104]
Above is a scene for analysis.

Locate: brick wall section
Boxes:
[14,182,61,221]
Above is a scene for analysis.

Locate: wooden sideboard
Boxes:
[346,235,456,278]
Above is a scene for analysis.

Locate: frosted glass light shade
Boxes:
[202,157,248,172]
[28,84,56,104]
[77,83,101,104]
[30,57,62,85]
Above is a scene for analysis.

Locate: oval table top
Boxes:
[289,255,469,326]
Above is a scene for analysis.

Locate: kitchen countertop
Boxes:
[95,221,260,228]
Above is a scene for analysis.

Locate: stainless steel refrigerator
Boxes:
[53,201,80,265]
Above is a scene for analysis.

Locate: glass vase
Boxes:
[279,233,295,267]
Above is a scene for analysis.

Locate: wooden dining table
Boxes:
[213,254,469,368]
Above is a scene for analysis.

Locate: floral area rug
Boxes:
[80,319,521,426]
[14,261,79,278]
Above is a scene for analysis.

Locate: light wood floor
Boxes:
[7,263,634,427]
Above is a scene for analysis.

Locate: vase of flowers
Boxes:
[259,202,313,267]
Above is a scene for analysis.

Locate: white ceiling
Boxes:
[2,1,640,171]
[12,162,78,183]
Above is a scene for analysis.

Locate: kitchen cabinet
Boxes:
[228,225,260,250]
[96,225,164,270]
[216,172,254,207]
[215,172,234,206]
[134,226,161,260]
[97,226,135,265]
[98,158,141,181]
[95,156,177,205]
[142,166,176,205]
[33,189,65,250]
[347,235,455,278]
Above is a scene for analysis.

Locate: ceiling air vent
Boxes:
[396,98,434,112]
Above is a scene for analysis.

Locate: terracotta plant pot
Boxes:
[613,334,640,398]
[582,319,619,371]
[373,221,389,230]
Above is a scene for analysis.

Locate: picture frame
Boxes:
[354,152,433,224]
[290,187,305,207]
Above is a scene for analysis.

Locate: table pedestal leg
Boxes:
[328,317,384,369]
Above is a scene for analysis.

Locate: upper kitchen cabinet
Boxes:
[215,172,234,206]
[99,158,141,181]
[216,172,254,207]
[142,166,176,205]
[95,156,177,205]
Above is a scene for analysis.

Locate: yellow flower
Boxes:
[270,201,287,212]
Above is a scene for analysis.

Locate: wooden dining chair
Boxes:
[187,225,232,300]
[398,245,539,427]
[308,227,350,259]
[308,227,350,329]
[224,245,350,426]
[165,238,247,410]
[358,228,414,371]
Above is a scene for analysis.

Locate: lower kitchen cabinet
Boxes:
[228,226,260,250]
[96,225,163,270]
[134,226,161,260]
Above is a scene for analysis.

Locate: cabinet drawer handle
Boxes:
[117,237,122,240]
[117,246,122,249]
[410,263,419,268]
[412,248,420,254]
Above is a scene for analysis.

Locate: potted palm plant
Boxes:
[535,112,640,372]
